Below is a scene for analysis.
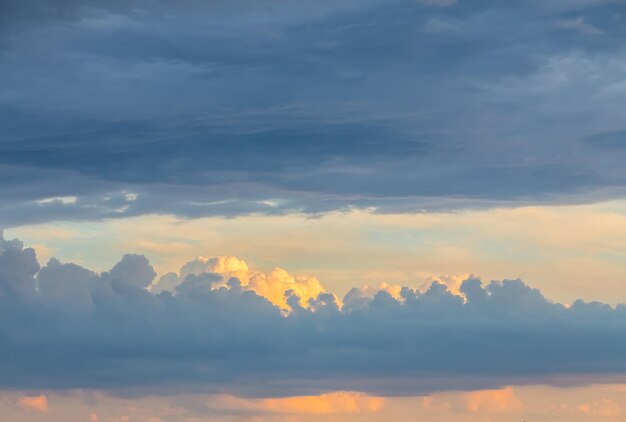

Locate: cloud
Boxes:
[17,395,49,413]
[342,282,404,312]
[261,392,385,414]
[557,17,604,35]
[207,391,385,414]
[0,1,626,225]
[421,387,522,414]
[152,255,328,309]
[577,398,621,417]
[2,232,626,397]
[462,387,523,413]
[12,383,626,421]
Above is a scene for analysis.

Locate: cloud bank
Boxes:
[2,231,626,397]
[1,0,626,225]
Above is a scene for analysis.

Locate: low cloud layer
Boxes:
[2,231,626,397]
[1,0,626,225]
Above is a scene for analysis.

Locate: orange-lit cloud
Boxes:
[576,398,621,417]
[247,267,327,309]
[421,387,522,415]
[8,385,626,422]
[462,387,522,413]
[262,391,385,414]
[207,392,385,414]
[153,255,330,309]
[350,282,404,301]
[18,395,49,413]
[425,273,471,296]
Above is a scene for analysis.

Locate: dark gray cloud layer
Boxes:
[2,231,626,396]
[1,0,626,225]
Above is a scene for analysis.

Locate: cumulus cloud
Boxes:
[152,255,327,309]
[342,274,472,312]
[0,232,626,397]
[342,282,404,312]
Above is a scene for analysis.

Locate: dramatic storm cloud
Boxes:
[1,0,626,225]
[2,231,626,397]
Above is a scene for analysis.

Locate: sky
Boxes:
[2,0,626,421]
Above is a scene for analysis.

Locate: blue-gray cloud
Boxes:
[1,0,626,225]
[2,231,626,397]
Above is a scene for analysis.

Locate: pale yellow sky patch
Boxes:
[8,200,626,304]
